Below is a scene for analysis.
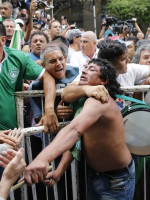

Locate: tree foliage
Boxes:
[105,0,150,25]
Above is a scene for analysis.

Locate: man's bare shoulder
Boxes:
[84,96,120,117]
[84,97,108,113]
[84,96,115,108]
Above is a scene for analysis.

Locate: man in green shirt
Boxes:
[0,22,59,132]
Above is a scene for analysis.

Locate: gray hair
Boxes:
[40,45,61,65]
[41,41,68,64]
[2,2,13,10]
[81,31,97,42]
[3,18,15,26]
[49,41,68,57]
[132,44,150,63]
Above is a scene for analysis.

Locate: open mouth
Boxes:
[80,75,87,81]
[36,47,42,51]
[55,68,63,72]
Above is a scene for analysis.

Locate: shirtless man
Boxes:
[24,58,135,199]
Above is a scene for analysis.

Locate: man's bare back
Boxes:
[82,96,131,172]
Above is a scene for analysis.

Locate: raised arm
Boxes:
[99,22,106,39]
[61,84,109,103]
[134,21,143,33]
[24,97,106,185]
[24,0,37,42]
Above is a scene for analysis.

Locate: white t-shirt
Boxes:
[69,49,99,76]
[117,63,150,86]
[67,47,76,63]
[116,63,150,108]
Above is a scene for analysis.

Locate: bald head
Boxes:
[81,31,97,42]
[80,31,97,58]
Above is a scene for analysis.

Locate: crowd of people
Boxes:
[0,0,150,199]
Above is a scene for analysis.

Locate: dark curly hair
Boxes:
[98,39,127,62]
[89,58,123,99]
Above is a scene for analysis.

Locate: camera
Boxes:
[101,15,117,27]
[37,0,50,9]
[101,14,137,35]
[112,19,136,35]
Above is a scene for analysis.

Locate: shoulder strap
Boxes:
[116,94,146,105]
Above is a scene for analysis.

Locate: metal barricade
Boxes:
[14,85,150,200]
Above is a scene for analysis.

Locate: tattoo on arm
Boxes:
[77,131,81,138]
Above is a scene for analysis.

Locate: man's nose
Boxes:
[127,56,130,63]
[80,42,84,48]
[82,67,88,74]
[56,59,61,65]
[36,40,41,45]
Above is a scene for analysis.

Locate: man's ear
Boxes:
[93,41,97,46]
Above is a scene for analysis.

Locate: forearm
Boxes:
[135,22,142,33]
[61,25,73,37]
[56,151,74,177]
[24,11,33,42]
[35,125,79,164]
[62,85,87,102]
[99,26,105,38]
[0,180,12,199]
[42,71,56,112]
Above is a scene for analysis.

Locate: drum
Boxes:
[122,103,150,156]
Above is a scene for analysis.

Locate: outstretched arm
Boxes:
[38,71,59,133]
[43,151,73,187]
[61,84,109,103]
[24,97,106,185]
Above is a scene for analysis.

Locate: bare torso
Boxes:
[83,97,131,172]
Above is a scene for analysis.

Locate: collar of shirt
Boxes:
[82,48,99,60]
[0,48,8,73]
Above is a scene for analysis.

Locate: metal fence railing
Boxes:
[13,85,150,200]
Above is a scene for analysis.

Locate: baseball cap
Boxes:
[15,19,24,26]
[67,29,82,41]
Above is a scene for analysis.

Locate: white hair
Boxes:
[81,31,97,42]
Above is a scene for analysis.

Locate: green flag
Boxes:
[9,24,23,50]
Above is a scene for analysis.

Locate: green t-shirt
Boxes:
[0,47,44,130]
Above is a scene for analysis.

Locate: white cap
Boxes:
[15,18,24,26]
[35,10,41,14]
